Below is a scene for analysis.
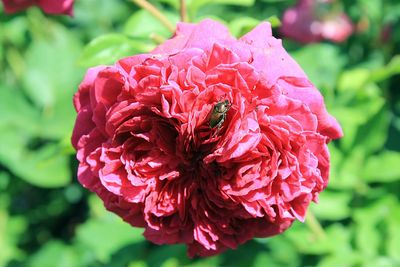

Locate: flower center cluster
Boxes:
[175,100,234,186]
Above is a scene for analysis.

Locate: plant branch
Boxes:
[180,0,188,22]
[305,211,326,240]
[132,0,175,33]
[149,33,166,44]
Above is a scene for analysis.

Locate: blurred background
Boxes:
[1,0,400,266]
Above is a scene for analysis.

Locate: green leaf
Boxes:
[23,22,82,108]
[2,17,28,47]
[146,245,188,267]
[317,252,362,267]
[0,209,26,267]
[0,85,41,135]
[23,21,84,139]
[253,253,281,267]
[0,172,10,191]
[73,0,132,39]
[387,206,400,262]
[353,103,390,154]
[370,55,400,82]
[219,241,265,267]
[266,237,300,267]
[355,223,380,258]
[187,0,255,17]
[285,223,352,255]
[362,151,400,183]
[28,241,79,267]
[363,257,400,267]
[311,191,352,220]
[0,26,3,62]
[332,89,386,153]
[353,197,396,258]
[79,34,152,67]
[184,256,221,267]
[124,9,178,39]
[327,143,344,189]
[103,243,147,267]
[0,126,71,188]
[75,196,145,263]
[329,148,366,190]
[158,0,179,9]
[266,15,281,28]
[75,218,144,263]
[229,17,261,38]
[128,261,147,267]
[291,44,345,93]
[337,68,370,93]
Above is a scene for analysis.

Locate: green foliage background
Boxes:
[1,0,400,266]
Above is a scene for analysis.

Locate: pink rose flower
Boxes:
[2,0,73,16]
[320,13,353,43]
[280,0,353,43]
[72,19,343,257]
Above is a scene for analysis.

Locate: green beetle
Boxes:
[209,99,231,129]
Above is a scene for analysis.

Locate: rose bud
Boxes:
[2,0,73,16]
[72,19,343,257]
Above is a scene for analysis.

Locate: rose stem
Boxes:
[149,33,166,44]
[180,0,189,22]
[305,211,326,240]
[132,0,175,33]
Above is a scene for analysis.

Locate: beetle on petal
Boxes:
[209,99,231,129]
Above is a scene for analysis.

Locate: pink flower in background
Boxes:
[280,0,353,43]
[72,19,343,257]
[2,0,73,16]
[320,13,353,42]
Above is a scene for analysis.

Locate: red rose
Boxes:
[280,0,353,43]
[2,0,73,16]
[72,19,343,257]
